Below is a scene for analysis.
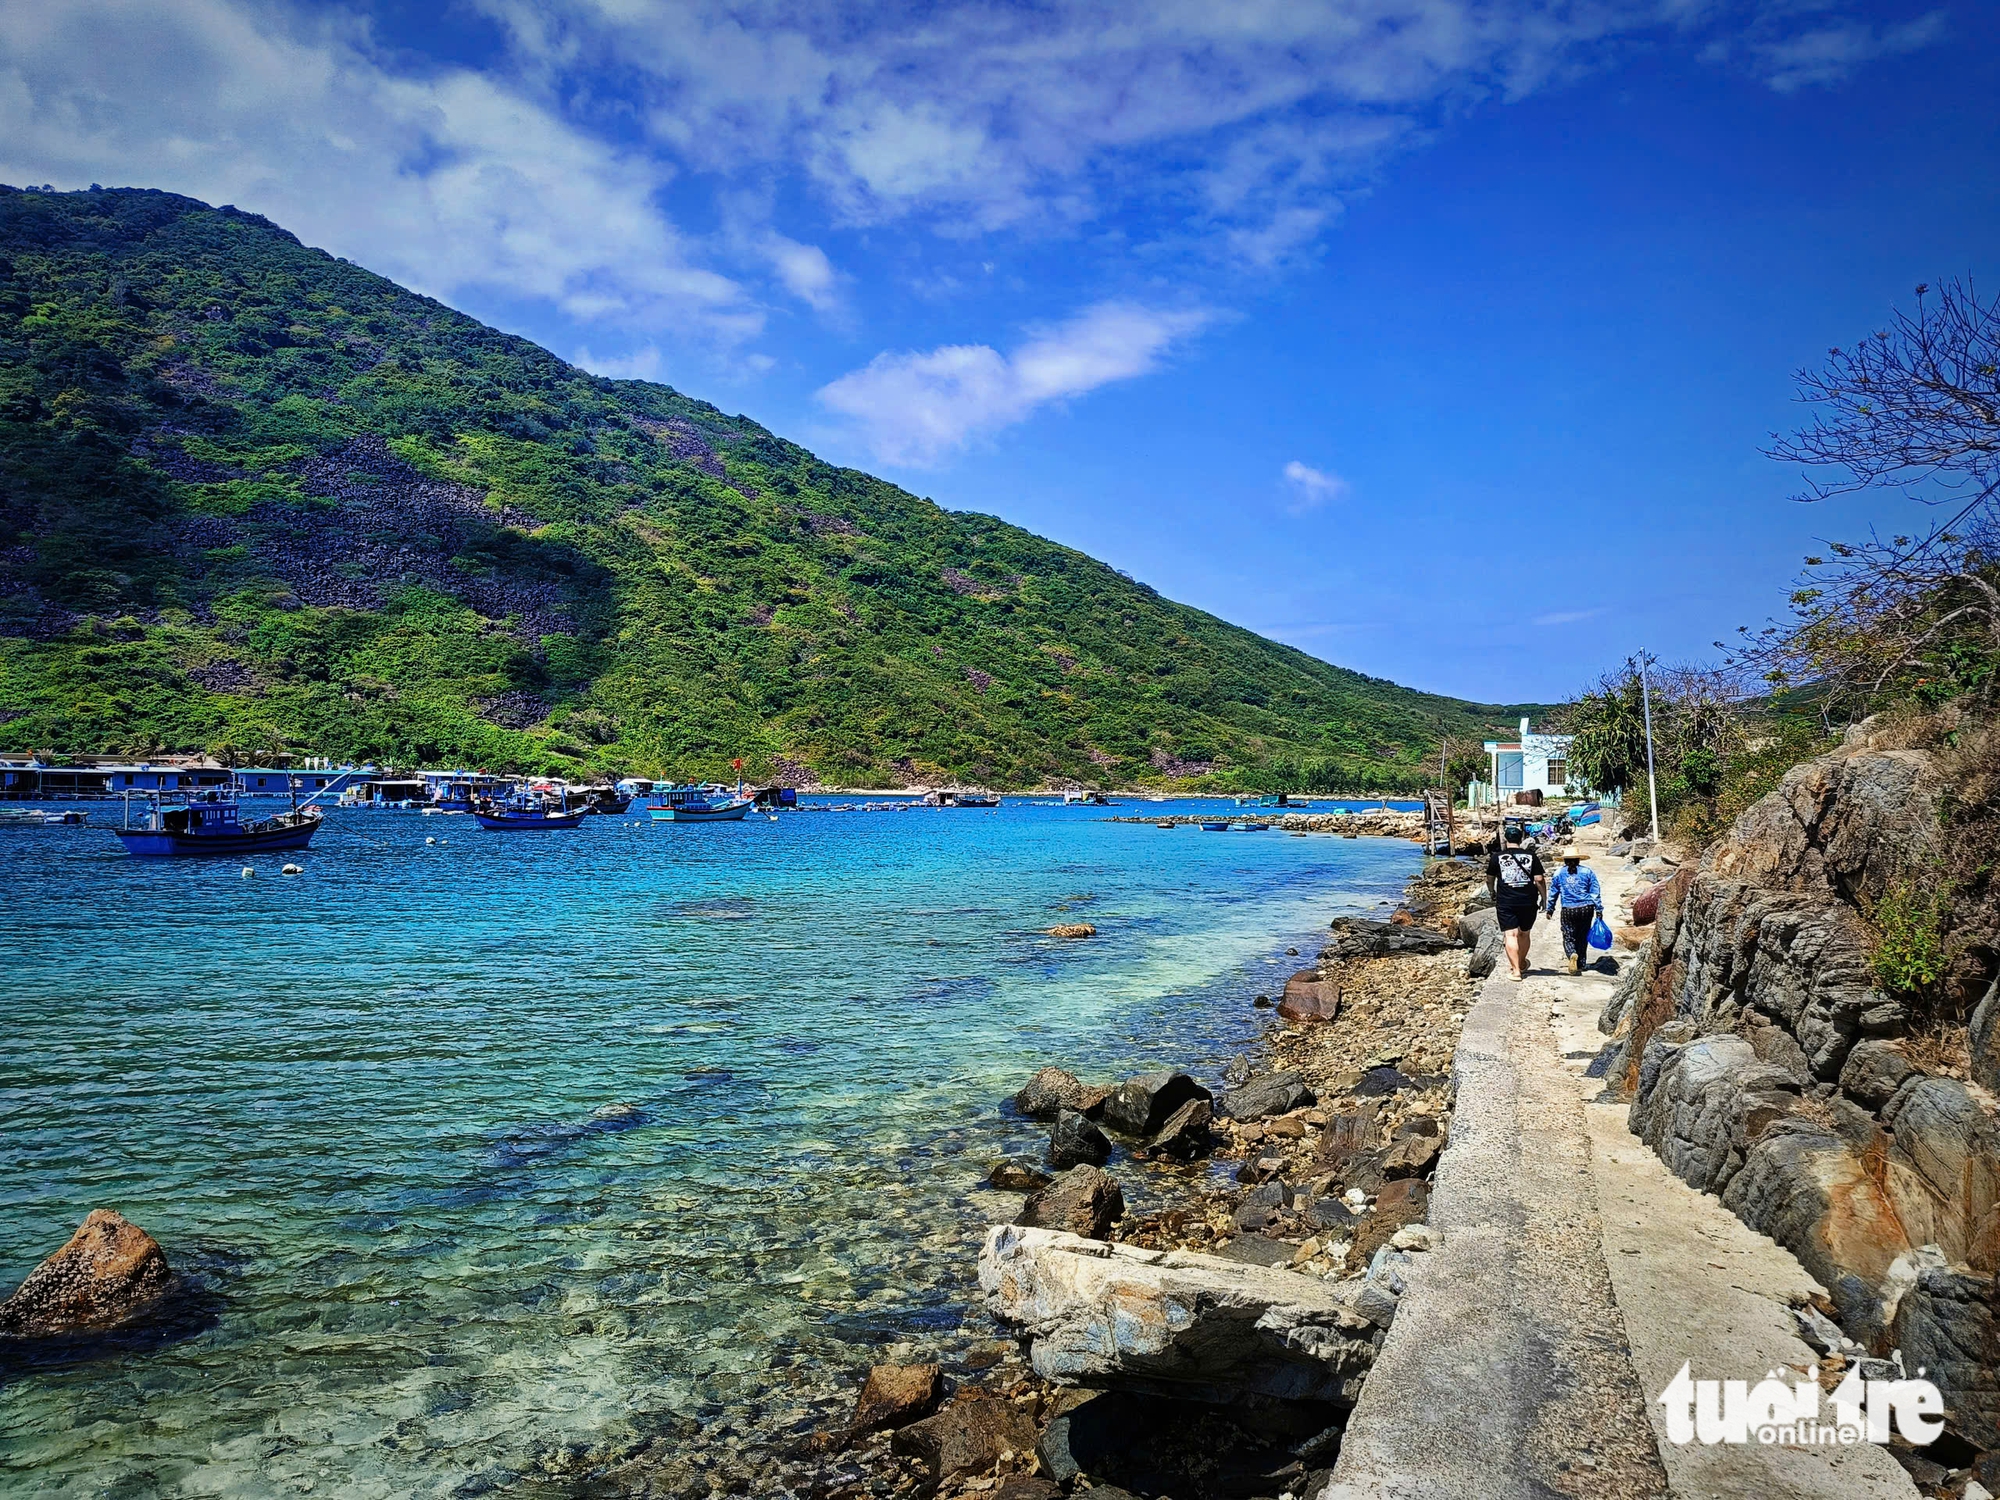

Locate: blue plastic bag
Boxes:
[1589,914,1614,950]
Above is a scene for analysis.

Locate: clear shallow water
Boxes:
[0,798,1417,1497]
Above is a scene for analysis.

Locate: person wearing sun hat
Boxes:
[1545,846,1603,974]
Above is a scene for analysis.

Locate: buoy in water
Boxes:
[426,836,436,845]
[240,866,254,878]
[281,863,303,875]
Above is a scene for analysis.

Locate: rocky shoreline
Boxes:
[754,847,1493,1499]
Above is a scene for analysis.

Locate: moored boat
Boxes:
[474,805,587,830]
[113,789,320,856]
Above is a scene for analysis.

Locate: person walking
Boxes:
[1485,825,1546,980]
[1546,846,1604,975]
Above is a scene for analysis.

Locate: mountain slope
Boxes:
[0,185,1524,788]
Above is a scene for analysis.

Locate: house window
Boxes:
[1547,758,1568,787]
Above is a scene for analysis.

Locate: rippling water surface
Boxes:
[0,798,1416,1496]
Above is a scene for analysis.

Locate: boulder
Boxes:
[978,1225,1379,1404]
[1220,1071,1315,1122]
[1631,883,1662,926]
[891,1390,1038,1491]
[1354,1067,1414,1097]
[1100,1072,1213,1137]
[1048,1109,1112,1170]
[1704,748,1942,907]
[0,1209,174,1337]
[1890,1265,2000,1449]
[1014,1067,1108,1120]
[1016,1166,1125,1240]
[1324,918,1457,960]
[1838,1040,1918,1110]
[1141,1098,1214,1160]
[1047,923,1097,939]
[1972,979,2000,1096]
[1454,909,1498,947]
[1278,971,1341,1024]
[1878,1077,2000,1268]
[989,1159,1053,1192]
[1465,924,1504,979]
[1628,1035,1805,1195]
[851,1363,945,1435]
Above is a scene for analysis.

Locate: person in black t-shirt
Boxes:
[1485,827,1547,980]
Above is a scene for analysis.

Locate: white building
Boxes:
[1483,717,1576,799]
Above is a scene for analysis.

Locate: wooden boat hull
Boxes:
[114,819,320,857]
[474,810,586,830]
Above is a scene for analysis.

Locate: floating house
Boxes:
[233,766,369,796]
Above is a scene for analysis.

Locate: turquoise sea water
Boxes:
[0,799,1417,1497]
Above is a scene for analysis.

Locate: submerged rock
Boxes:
[0,1209,174,1337]
[850,1363,945,1436]
[1016,1166,1125,1240]
[989,1159,1054,1192]
[978,1225,1378,1404]
[1013,1066,1108,1120]
[1048,1109,1112,1170]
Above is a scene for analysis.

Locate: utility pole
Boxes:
[1638,652,1661,844]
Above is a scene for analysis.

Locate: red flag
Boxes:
[731,758,743,770]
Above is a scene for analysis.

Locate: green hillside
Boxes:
[0,185,1524,789]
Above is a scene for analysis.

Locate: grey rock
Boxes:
[1048,1108,1112,1170]
[1223,1053,1256,1089]
[1351,1280,1400,1329]
[1100,1071,1212,1137]
[1215,1235,1298,1267]
[1792,1302,1847,1356]
[1971,978,2000,1096]
[1324,917,1458,960]
[1629,1035,1803,1195]
[979,1225,1379,1403]
[1878,1076,2000,1267]
[1837,1040,1917,1110]
[1890,1264,2000,1449]
[1017,1165,1125,1240]
[1014,1066,1107,1120]
[1220,1070,1316,1121]
[1454,909,1498,948]
[1466,924,1504,980]
[1142,1098,1214,1160]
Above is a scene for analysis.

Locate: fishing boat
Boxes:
[473,788,585,831]
[647,782,753,822]
[1201,821,1231,832]
[113,788,320,856]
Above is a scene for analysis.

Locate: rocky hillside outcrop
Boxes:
[1596,727,2000,1449]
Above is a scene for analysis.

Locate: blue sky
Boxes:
[2,0,1993,701]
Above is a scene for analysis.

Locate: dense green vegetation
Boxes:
[0,186,1528,788]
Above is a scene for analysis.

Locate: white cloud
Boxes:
[762,234,844,312]
[1742,10,1947,93]
[817,301,1213,465]
[0,0,758,341]
[1532,607,1606,626]
[1282,461,1351,513]
[573,344,665,381]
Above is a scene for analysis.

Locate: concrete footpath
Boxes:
[1322,826,1917,1500]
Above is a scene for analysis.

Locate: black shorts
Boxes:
[1496,899,1538,932]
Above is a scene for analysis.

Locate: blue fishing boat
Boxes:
[1201,821,1231,832]
[113,788,320,857]
[474,788,585,831]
